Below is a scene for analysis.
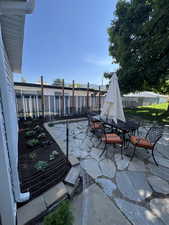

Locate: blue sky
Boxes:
[14,0,118,85]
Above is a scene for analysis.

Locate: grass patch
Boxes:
[125,103,169,124]
[43,200,73,225]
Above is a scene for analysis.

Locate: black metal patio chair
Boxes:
[129,125,164,166]
[87,114,102,131]
[115,119,140,147]
[98,123,124,158]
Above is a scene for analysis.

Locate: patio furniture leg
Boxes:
[152,149,158,166]
[130,145,136,161]
[100,143,107,157]
[96,138,102,148]
[120,144,123,160]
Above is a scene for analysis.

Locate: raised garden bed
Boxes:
[18,119,71,204]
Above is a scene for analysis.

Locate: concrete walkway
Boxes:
[17,183,67,225]
[71,184,131,225]
[46,120,169,225]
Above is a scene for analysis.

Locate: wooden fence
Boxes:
[15,93,105,119]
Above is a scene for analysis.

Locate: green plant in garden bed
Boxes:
[25,130,36,137]
[43,200,73,225]
[34,161,48,171]
[29,152,37,160]
[37,132,46,139]
[49,150,58,161]
[26,139,39,147]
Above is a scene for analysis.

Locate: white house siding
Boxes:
[0,23,29,225]
[0,94,16,225]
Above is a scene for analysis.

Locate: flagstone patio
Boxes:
[45,119,169,225]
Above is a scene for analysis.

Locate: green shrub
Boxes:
[43,200,73,225]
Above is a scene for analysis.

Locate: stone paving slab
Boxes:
[43,182,67,207]
[128,158,146,172]
[134,148,152,160]
[115,154,130,170]
[73,184,131,225]
[99,158,116,178]
[89,147,102,161]
[147,176,169,194]
[64,166,80,186]
[149,156,169,168]
[96,178,117,197]
[116,171,152,201]
[17,196,46,225]
[81,158,102,179]
[115,198,165,225]
[148,164,169,181]
[150,198,169,225]
[68,155,80,166]
[159,135,169,146]
[157,145,169,160]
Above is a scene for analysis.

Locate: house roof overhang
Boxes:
[0,0,35,73]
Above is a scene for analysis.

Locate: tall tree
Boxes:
[108,0,169,95]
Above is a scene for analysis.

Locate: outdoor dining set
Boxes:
[87,113,163,166]
[90,74,164,166]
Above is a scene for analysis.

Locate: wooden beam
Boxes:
[99,85,101,113]
[72,80,75,112]
[41,76,45,119]
[62,79,65,116]
[87,82,89,112]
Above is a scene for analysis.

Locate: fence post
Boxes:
[41,75,45,119]
[99,85,101,113]
[87,82,89,113]
[61,79,65,116]
[66,119,69,163]
[72,80,75,114]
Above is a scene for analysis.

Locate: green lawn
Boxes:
[124,103,169,124]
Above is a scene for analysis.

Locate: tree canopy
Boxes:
[108,0,169,94]
[52,79,63,86]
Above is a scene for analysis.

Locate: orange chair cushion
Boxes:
[102,133,123,144]
[91,122,102,129]
[130,136,153,149]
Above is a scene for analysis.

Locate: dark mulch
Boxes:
[18,119,71,206]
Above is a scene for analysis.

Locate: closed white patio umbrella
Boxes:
[101,74,125,123]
